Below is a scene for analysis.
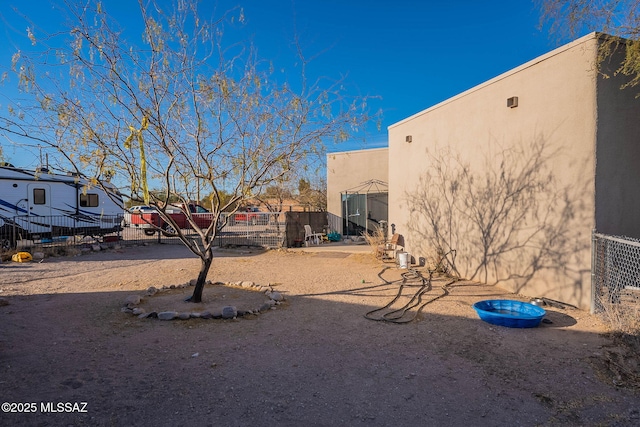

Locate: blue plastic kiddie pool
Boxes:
[473,299,546,328]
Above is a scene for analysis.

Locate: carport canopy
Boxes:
[340,179,388,236]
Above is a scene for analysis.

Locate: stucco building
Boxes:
[326,147,388,236]
[328,33,640,310]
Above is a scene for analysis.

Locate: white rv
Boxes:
[0,164,124,249]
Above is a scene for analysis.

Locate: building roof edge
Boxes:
[388,32,602,129]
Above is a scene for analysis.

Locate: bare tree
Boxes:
[538,0,640,89]
[406,137,583,287]
[0,0,371,302]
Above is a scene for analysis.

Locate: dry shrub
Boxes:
[44,245,81,257]
[600,300,640,336]
[421,247,459,278]
[1,249,18,262]
[363,227,386,249]
[594,300,640,389]
[423,247,448,275]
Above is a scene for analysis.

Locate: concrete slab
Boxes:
[288,241,372,254]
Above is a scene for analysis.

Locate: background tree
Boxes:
[257,181,294,212]
[0,0,370,302]
[198,189,237,213]
[539,0,640,89]
[296,176,327,211]
[298,178,312,195]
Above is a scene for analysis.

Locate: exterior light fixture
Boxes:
[507,96,518,108]
[405,135,412,143]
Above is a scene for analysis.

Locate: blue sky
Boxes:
[0,1,576,166]
[219,0,565,151]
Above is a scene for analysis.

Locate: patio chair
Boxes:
[304,225,324,246]
[376,233,404,262]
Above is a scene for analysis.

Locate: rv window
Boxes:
[80,193,99,207]
[33,188,46,205]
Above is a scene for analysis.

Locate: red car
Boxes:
[125,203,213,235]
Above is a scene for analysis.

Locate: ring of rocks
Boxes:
[121,279,286,321]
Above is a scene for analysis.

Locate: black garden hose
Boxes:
[365,267,457,324]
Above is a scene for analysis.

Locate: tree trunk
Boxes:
[186,253,213,303]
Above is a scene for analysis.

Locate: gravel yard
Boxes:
[0,243,638,426]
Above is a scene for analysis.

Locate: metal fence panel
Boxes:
[327,212,342,235]
[1,214,123,251]
[592,231,640,319]
[217,212,286,248]
[1,212,286,254]
[123,212,286,248]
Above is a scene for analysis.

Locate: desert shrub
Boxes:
[595,300,640,389]
[599,300,640,336]
[424,247,458,277]
[363,226,386,249]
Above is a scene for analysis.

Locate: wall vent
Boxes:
[507,96,518,108]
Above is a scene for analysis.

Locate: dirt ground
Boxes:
[0,243,638,426]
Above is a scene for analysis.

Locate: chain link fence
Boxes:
[592,231,640,327]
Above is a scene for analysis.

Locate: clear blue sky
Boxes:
[0,0,571,166]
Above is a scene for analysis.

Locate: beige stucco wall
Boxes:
[327,148,388,233]
[388,34,603,309]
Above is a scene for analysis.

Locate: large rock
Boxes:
[158,311,178,320]
[269,291,284,302]
[138,312,157,319]
[221,306,237,319]
[259,302,272,312]
[124,295,141,306]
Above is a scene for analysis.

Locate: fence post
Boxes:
[590,228,596,315]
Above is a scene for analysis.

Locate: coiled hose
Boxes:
[364,266,457,324]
